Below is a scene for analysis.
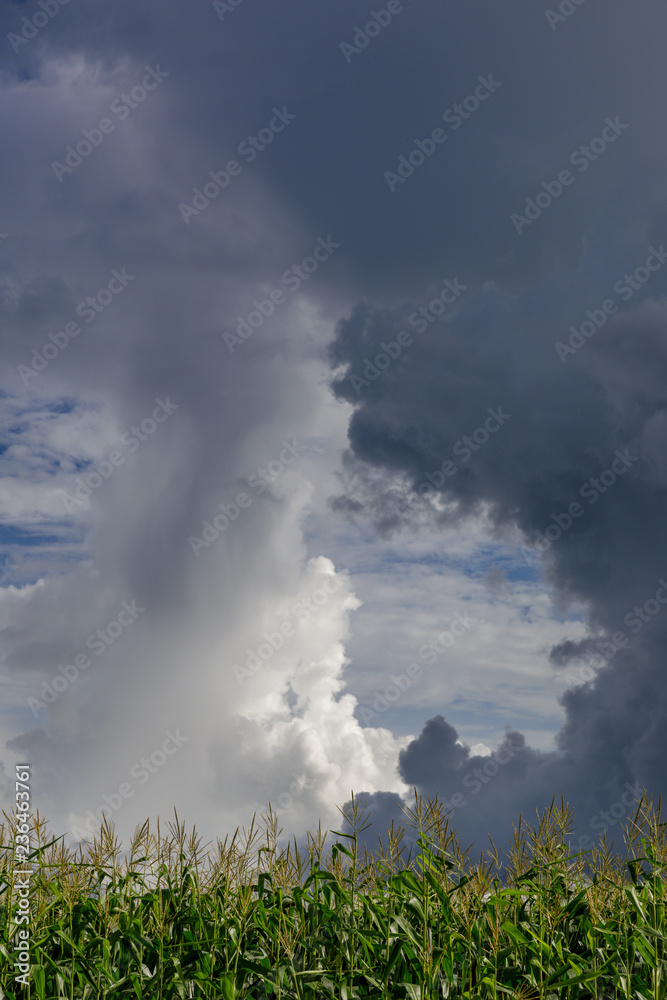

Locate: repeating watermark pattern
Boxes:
[358,663,422,724]
[359,611,476,724]
[17,267,136,385]
[570,782,643,852]
[60,397,179,512]
[0,559,15,587]
[623,579,667,635]
[532,448,639,552]
[27,599,145,715]
[213,0,246,20]
[545,0,590,32]
[511,117,630,234]
[70,729,190,842]
[178,107,297,224]
[347,278,468,395]
[383,75,502,192]
[12,764,32,988]
[417,612,476,665]
[8,0,71,54]
[223,236,341,353]
[189,439,307,556]
[407,406,511,499]
[406,278,468,333]
[269,774,315,813]
[339,0,415,63]
[233,574,343,685]
[51,67,169,182]
[555,245,667,362]
[558,659,598,690]
[558,578,667,690]
[440,734,526,817]
[348,332,413,394]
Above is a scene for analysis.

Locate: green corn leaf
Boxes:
[502,920,530,947]
[219,973,235,1000]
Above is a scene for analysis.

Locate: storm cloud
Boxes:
[2,0,667,857]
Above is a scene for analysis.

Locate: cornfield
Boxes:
[1,790,666,999]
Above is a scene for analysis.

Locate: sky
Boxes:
[1,0,667,861]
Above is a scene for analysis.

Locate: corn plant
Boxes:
[1,790,666,999]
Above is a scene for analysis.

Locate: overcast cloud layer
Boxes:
[1,0,666,859]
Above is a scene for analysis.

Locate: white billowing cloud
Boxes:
[2,412,408,846]
[58,539,410,846]
[216,552,410,832]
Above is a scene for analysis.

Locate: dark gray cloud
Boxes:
[344,721,549,854]
[329,199,667,849]
[314,0,667,855]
